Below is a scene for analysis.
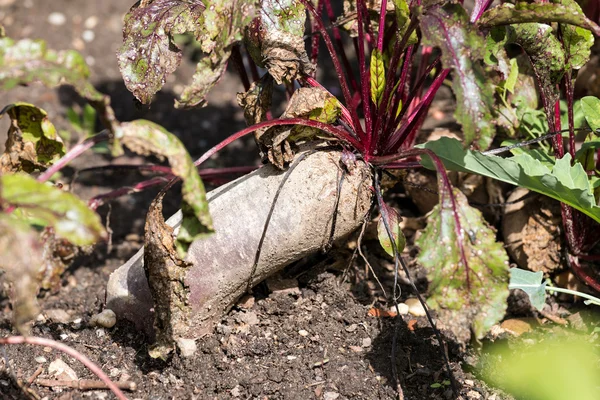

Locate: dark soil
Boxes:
[1,1,598,400]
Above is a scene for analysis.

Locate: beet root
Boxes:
[106,147,373,353]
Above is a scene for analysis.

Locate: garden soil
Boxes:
[1,1,592,399]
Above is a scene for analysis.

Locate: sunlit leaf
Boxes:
[478,2,600,36]
[419,3,495,150]
[416,187,509,339]
[581,96,600,131]
[0,103,65,173]
[370,49,385,106]
[377,205,406,257]
[117,119,212,256]
[420,137,600,223]
[508,267,546,310]
[1,173,106,246]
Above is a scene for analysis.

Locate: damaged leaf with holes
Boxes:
[419,3,495,150]
[117,119,212,256]
[416,183,509,341]
[0,103,65,173]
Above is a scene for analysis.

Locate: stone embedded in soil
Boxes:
[89,309,116,328]
[47,12,66,26]
[405,298,426,317]
[49,358,78,381]
[44,309,72,324]
[500,318,535,336]
[176,338,197,357]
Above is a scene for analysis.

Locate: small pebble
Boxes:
[82,30,95,43]
[237,294,255,309]
[287,355,297,360]
[324,392,340,400]
[109,368,120,378]
[84,16,98,29]
[466,390,482,399]
[96,328,105,338]
[345,324,358,332]
[49,358,78,380]
[175,338,197,357]
[45,309,71,324]
[299,329,309,337]
[394,303,409,315]
[35,356,47,363]
[349,345,363,353]
[230,385,242,397]
[48,12,66,26]
[405,298,426,317]
[90,309,116,328]
[362,338,372,348]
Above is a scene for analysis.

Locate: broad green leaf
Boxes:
[243,0,312,85]
[0,37,103,102]
[1,173,106,246]
[392,0,418,44]
[117,0,205,104]
[508,267,546,310]
[483,337,600,400]
[558,0,594,70]
[478,2,600,36]
[178,0,256,107]
[581,96,600,131]
[116,120,212,256]
[419,137,600,223]
[416,187,509,339]
[370,49,385,106]
[0,214,43,334]
[377,205,406,257]
[0,103,65,172]
[419,3,495,150]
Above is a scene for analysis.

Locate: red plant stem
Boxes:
[376,0,388,52]
[37,130,110,183]
[300,0,359,134]
[470,0,494,23]
[88,176,170,211]
[321,0,360,94]
[230,45,251,91]
[553,99,564,157]
[568,253,600,292]
[304,76,356,132]
[194,118,363,167]
[0,336,128,400]
[310,0,324,71]
[356,0,373,152]
[408,45,432,116]
[564,72,577,160]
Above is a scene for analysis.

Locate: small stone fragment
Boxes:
[35,356,47,363]
[49,358,78,381]
[349,345,363,353]
[466,390,482,399]
[90,309,117,328]
[324,392,340,400]
[47,12,66,26]
[266,276,301,296]
[567,312,587,331]
[405,298,426,317]
[230,385,242,397]
[84,16,98,29]
[394,303,409,315]
[345,324,358,332]
[237,295,255,309]
[82,30,95,43]
[362,338,372,348]
[238,311,259,326]
[175,338,197,357]
[299,329,309,337]
[45,309,72,324]
[500,318,534,336]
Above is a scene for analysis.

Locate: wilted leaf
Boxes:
[478,2,600,36]
[117,119,212,256]
[0,103,65,173]
[244,0,313,84]
[117,0,205,104]
[581,96,600,131]
[377,205,406,257]
[508,267,546,310]
[0,215,43,334]
[237,74,274,126]
[1,173,106,246]
[416,186,509,339]
[177,0,256,108]
[419,3,495,150]
[0,36,104,102]
[257,87,341,168]
[370,49,385,106]
[420,137,600,223]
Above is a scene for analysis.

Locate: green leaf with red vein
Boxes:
[377,205,406,257]
[416,185,509,340]
[117,0,205,104]
[419,3,495,150]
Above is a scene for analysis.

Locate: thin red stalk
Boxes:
[385,69,449,153]
[304,76,356,132]
[376,0,388,52]
[356,0,373,153]
[300,0,358,131]
[470,0,494,23]
[568,253,600,292]
[408,46,433,116]
[79,164,173,175]
[309,0,324,71]
[89,176,171,210]
[194,118,363,167]
[37,130,110,183]
[0,336,128,400]
[321,0,360,93]
[553,99,564,157]
[564,72,577,160]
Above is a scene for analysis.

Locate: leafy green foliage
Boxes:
[508,268,546,310]
[0,36,103,102]
[416,186,509,339]
[478,2,600,36]
[377,205,406,257]
[559,0,594,70]
[0,103,65,172]
[370,49,385,106]
[117,120,212,256]
[421,137,600,223]
[419,3,495,150]
[581,96,600,131]
[1,174,106,246]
